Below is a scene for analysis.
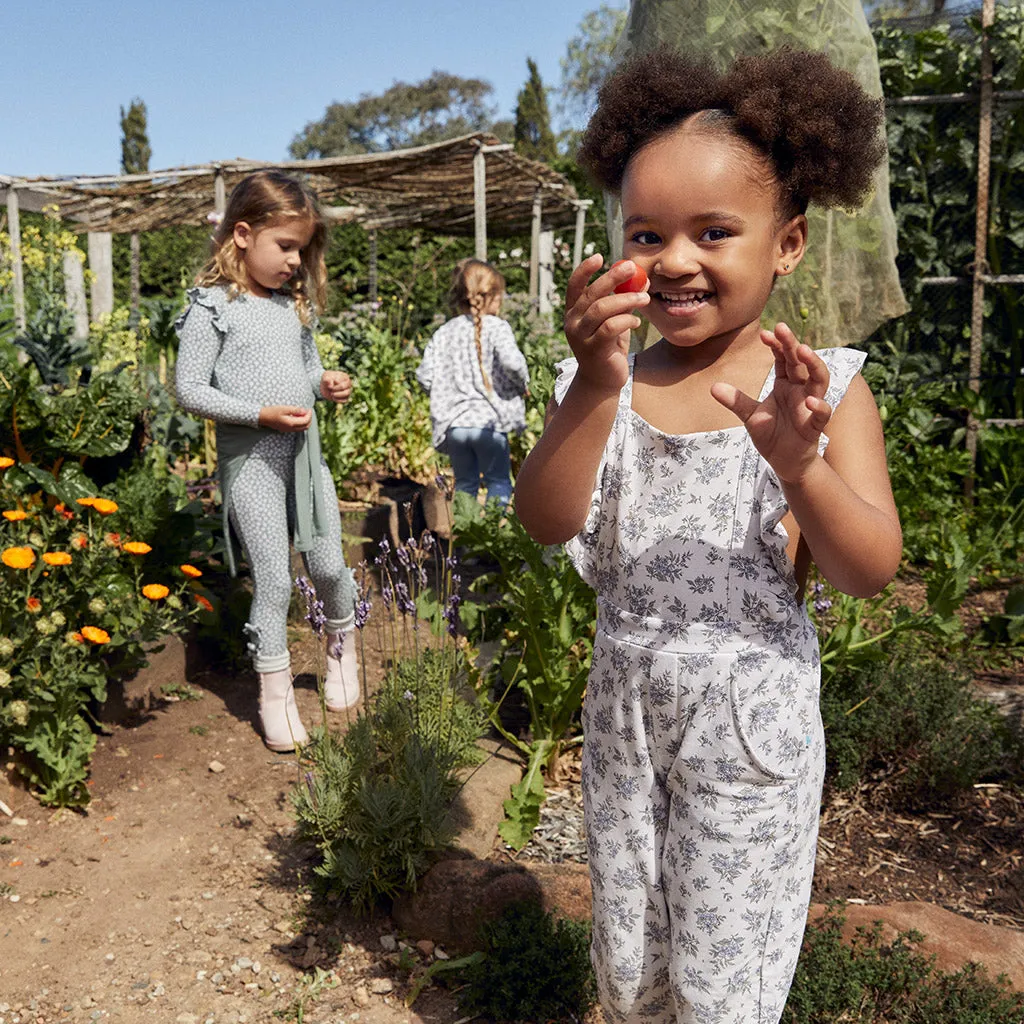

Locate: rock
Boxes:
[352,986,371,1007]
[415,939,434,957]
[808,902,1024,991]
[393,858,592,952]
[368,978,394,995]
[208,761,226,774]
[445,739,524,860]
[379,933,397,953]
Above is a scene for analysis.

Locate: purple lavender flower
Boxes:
[381,584,394,609]
[442,575,463,637]
[396,581,417,616]
[421,531,434,551]
[396,543,411,568]
[814,597,833,615]
[329,635,345,659]
[294,576,326,638]
[355,596,372,630]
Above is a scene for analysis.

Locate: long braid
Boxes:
[468,292,493,392]
[449,258,505,395]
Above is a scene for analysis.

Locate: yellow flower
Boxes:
[180,564,202,578]
[195,594,214,612]
[2,546,35,569]
[0,457,15,470]
[2,510,27,521]
[26,596,42,613]
[42,551,72,566]
[123,541,151,555]
[76,497,97,507]
[92,499,119,515]
[142,583,169,601]
[81,626,110,645]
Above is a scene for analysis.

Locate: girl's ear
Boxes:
[775,214,808,276]
[233,221,253,251]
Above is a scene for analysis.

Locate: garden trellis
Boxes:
[1,132,587,328]
[883,0,1024,490]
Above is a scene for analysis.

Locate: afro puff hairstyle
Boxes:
[578,47,886,215]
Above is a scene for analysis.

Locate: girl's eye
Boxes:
[700,227,731,242]
[629,230,660,246]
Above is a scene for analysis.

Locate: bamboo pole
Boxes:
[473,148,487,261]
[6,187,25,332]
[528,191,542,307]
[966,0,995,503]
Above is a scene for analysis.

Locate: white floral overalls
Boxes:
[555,348,865,1024]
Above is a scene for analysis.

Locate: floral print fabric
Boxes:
[555,348,865,1024]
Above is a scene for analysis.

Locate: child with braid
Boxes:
[515,48,902,1024]
[175,170,359,753]
[416,258,529,506]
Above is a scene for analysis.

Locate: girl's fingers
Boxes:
[565,253,605,311]
[805,395,833,429]
[710,382,759,423]
[799,346,830,399]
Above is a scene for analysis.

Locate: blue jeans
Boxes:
[446,427,512,505]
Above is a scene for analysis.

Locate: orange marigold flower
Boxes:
[26,596,42,613]
[195,594,214,612]
[54,503,74,520]
[0,457,15,469]
[42,551,73,566]
[104,532,122,548]
[2,546,35,569]
[92,498,119,515]
[123,541,151,555]
[142,583,169,600]
[76,497,97,507]
[69,533,88,550]
[3,510,27,522]
[180,564,202,578]
[81,626,111,645]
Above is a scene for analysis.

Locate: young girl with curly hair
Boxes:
[175,170,359,753]
[515,48,902,1024]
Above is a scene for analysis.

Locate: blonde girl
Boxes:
[416,258,529,506]
[175,170,359,753]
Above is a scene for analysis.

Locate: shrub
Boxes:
[457,901,597,1024]
[821,651,1021,799]
[784,904,1024,1023]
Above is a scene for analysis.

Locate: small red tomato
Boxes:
[612,260,648,294]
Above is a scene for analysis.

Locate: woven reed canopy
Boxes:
[8,133,580,235]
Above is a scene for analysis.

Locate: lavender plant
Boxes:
[291,523,488,912]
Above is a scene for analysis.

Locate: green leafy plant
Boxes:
[456,900,597,1024]
[454,499,595,850]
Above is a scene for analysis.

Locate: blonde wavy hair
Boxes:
[195,170,327,326]
[448,258,505,392]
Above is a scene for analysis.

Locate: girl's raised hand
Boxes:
[563,255,649,392]
[259,405,313,432]
[710,323,832,483]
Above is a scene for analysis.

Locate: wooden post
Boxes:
[965,0,995,504]
[87,232,114,320]
[6,187,25,332]
[214,166,226,215]
[367,229,378,303]
[473,148,487,261]
[63,249,89,340]
[528,192,542,307]
[129,232,141,328]
[539,230,554,315]
[572,200,593,268]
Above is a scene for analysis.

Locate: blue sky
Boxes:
[5,0,622,178]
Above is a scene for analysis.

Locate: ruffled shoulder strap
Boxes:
[174,285,230,337]
[814,347,867,455]
[552,355,636,409]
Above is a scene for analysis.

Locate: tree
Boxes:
[119,98,150,325]
[514,59,558,163]
[558,4,627,130]
[291,71,508,158]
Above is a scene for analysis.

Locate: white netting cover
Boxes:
[609,0,908,347]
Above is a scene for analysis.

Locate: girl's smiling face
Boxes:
[621,119,806,357]
[234,216,316,297]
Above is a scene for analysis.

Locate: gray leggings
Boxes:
[228,432,355,673]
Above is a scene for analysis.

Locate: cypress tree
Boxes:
[119,98,150,323]
[514,59,557,163]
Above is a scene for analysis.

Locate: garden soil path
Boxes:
[0,632,465,1024]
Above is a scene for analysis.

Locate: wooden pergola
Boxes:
[2,133,593,330]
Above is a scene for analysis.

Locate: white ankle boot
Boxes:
[325,632,360,711]
[258,669,308,752]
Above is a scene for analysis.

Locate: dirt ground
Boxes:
[1,584,1021,1024]
[0,626,466,1024]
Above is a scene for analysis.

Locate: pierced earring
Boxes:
[783,263,790,271]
